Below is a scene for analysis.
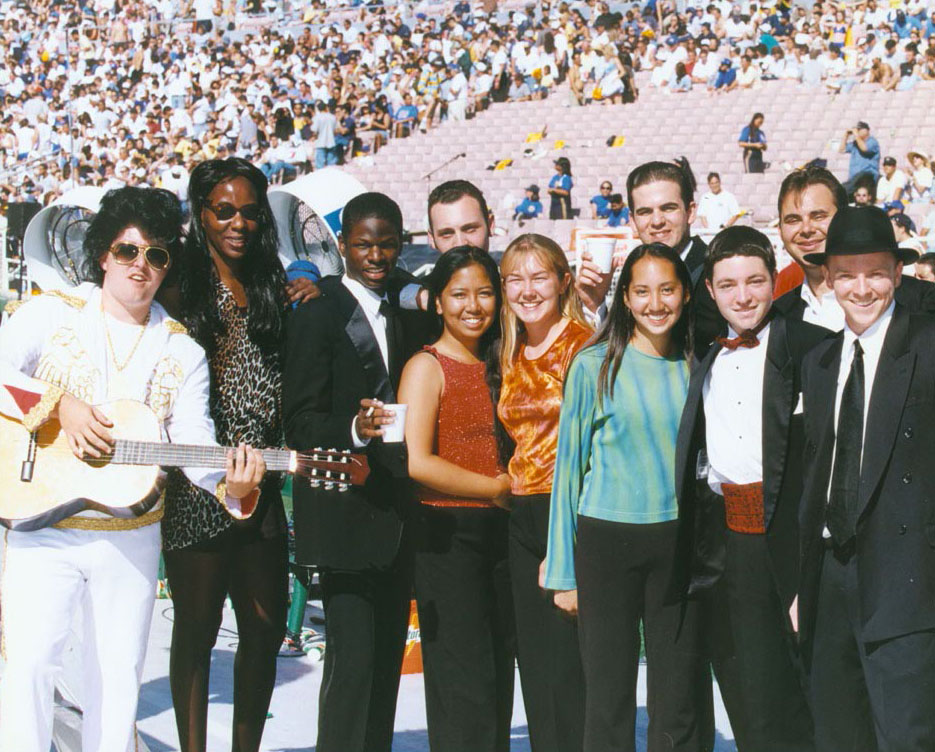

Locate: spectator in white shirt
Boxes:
[736,53,761,87]
[905,148,934,202]
[877,156,908,204]
[692,47,719,83]
[698,172,742,229]
[446,64,469,120]
[259,135,294,183]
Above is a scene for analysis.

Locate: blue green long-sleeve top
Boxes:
[543,342,690,590]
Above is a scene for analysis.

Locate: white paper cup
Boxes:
[381,403,408,443]
[585,237,617,273]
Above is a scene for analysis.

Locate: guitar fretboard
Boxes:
[111,441,293,472]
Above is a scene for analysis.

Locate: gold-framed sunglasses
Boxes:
[109,242,172,271]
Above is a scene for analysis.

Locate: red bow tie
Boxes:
[716,331,761,350]
[715,316,770,350]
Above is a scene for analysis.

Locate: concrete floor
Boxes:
[133,598,738,752]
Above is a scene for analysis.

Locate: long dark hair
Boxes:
[427,246,512,466]
[748,112,764,140]
[588,243,693,405]
[83,186,183,287]
[180,158,286,356]
[426,245,502,359]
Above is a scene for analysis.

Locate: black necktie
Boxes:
[379,299,402,393]
[828,339,864,547]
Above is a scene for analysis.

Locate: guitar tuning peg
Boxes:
[310,479,321,488]
[324,481,334,490]
[314,447,323,451]
[338,483,349,492]
[341,455,349,463]
[342,449,350,455]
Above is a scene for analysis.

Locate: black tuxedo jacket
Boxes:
[683,235,734,354]
[283,276,423,570]
[773,274,935,322]
[675,311,830,607]
[683,235,707,280]
[798,305,935,659]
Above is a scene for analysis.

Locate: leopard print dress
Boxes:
[162,278,286,550]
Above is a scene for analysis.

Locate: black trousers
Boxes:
[809,546,935,752]
[164,531,288,752]
[414,504,515,752]
[714,531,813,752]
[509,494,586,752]
[575,516,707,752]
[316,547,413,752]
[742,148,765,173]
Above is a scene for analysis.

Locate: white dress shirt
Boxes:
[680,238,696,265]
[832,301,894,462]
[342,275,391,448]
[703,322,770,494]
[822,301,895,534]
[800,281,846,332]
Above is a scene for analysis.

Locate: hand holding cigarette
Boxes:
[355,398,395,440]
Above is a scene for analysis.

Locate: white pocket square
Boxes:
[793,393,804,415]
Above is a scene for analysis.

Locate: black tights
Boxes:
[164,532,289,752]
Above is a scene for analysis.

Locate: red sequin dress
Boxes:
[416,346,502,508]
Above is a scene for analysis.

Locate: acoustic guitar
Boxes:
[0,399,369,531]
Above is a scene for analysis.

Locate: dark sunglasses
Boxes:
[206,203,263,222]
[109,242,172,271]
[601,185,612,190]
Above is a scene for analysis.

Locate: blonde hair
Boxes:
[499,233,590,374]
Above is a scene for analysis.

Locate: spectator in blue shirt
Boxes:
[711,58,737,92]
[590,180,613,218]
[924,10,935,38]
[670,62,692,92]
[548,157,573,219]
[839,120,881,194]
[739,112,768,173]
[394,92,419,138]
[767,10,792,39]
[605,194,630,227]
[334,103,356,163]
[514,184,543,220]
[893,9,921,39]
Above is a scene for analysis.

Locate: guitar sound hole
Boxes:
[84,456,113,469]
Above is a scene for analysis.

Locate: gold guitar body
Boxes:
[0,400,163,531]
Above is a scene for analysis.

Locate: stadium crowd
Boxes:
[4,0,935,218]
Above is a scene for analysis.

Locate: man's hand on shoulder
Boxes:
[286,276,322,305]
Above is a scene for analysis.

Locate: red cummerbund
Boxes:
[721,481,765,534]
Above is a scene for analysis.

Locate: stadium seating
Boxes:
[344,78,935,249]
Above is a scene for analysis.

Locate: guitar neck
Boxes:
[112,441,294,472]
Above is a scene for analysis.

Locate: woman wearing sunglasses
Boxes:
[161,158,293,752]
[0,186,265,752]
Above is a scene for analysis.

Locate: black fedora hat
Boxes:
[803,205,918,265]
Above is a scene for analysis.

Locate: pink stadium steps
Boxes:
[344,81,935,233]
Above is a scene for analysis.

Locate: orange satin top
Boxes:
[497,319,592,496]
[417,347,503,508]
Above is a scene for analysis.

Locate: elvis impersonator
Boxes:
[0,187,265,752]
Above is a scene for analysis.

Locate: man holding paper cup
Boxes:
[283,192,423,752]
[575,160,726,348]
